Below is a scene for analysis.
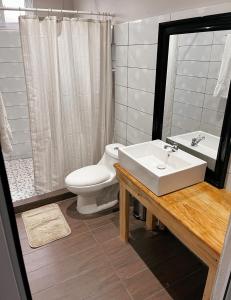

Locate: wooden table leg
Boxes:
[146,210,157,231]
[202,265,217,300]
[119,183,130,242]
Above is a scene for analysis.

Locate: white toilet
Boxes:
[65,143,124,214]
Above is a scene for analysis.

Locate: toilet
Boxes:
[65,143,124,214]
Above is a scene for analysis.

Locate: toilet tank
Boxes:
[105,143,124,159]
[98,143,125,170]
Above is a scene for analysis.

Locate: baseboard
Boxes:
[14,188,75,214]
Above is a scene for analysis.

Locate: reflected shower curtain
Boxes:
[20,16,113,194]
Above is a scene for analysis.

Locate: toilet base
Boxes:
[76,184,119,214]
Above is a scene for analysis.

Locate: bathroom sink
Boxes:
[118,140,207,196]
[166,131,219,170]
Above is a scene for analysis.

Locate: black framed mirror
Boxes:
[152,13,231,188]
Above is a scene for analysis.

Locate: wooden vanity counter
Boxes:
[114,163,231,300]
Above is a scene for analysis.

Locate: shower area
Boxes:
[0,5,113,202]
[0,28,36,201]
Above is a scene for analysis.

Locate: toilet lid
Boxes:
[65,165,111,187]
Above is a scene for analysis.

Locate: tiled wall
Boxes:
[113,4,231,191]
[0,29,32,160]
[168,30,230,137]
[113,15,170,146]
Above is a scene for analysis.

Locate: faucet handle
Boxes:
[172,142,179,150]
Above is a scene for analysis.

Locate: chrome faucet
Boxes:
[164,143,178,152]
[191,134,205,146]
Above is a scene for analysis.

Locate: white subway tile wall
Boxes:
[0,30,32,160]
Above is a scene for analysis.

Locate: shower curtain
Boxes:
[19,16,113,194]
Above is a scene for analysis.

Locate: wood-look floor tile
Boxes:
[24,232,97,273]
[124,269,164,300]
[16,198,208,300]
[150,249,204,287]
[85,282,131,300]
[103,237,146,279]
[92,222,119,243]
[146,289,173,300]
[166,267,207,300]
[28,244,106,294]
[33,264,119,300]
[83,209,119,228]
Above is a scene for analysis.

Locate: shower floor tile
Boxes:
[4,158,38,202]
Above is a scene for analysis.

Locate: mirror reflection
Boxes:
[162,30,231,171]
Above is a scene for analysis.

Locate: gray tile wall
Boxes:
[169,30,230,137]
[0,29,32,160]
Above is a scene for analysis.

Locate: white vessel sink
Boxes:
[118,140,207,196]
[167,131,219,170]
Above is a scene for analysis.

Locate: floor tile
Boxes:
[124,269,164,300]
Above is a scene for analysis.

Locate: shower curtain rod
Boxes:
[0,6,114,17]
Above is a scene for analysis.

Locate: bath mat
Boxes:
[22,203,71,248]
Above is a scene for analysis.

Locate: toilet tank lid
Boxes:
[105,143,125,159]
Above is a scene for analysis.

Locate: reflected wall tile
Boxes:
[173,102,202,121]
[178,45,211,61]
[210,44,224,61]
[200,122,222,137]
[172,114,200,132]
[175,75,206,93]
[208,62,221,79]
[177,61,209,78]
[178,32,213,46]
[205,78,217,95]
[174,89,204,107]
[203,95,227,113]
[213,30,231,44]
[201,109,224,128]
[170,126,188,136]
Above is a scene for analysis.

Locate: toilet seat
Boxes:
[65,165,111,187]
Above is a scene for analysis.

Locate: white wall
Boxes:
[36,0,73,10]
[73,0,231,22]
[113,2,231,191]
[0,29,32,160]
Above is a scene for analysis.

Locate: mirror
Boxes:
[153,13,231,188]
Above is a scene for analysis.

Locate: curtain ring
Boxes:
[75,10,78,20]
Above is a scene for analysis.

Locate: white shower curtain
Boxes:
[19,16,113,194]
